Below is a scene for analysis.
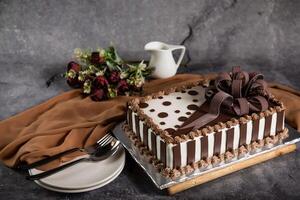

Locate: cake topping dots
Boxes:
[158,96,163,99]
[186,112,191,115]
[178,116,188,122]
[188,90,199,96]
[158,112,168,118]
[139,102,149,108]
[193,99,199,102]
[175,110,180,113]
[176,97,182,100]
[149,109,155,112]
[160,122,166,125]
[162,101,171,106]
[187,104,198,110]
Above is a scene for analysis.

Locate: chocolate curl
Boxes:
[180,67,269,131]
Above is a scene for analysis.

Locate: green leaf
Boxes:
[106,60,121,71]
[111,46,123,64]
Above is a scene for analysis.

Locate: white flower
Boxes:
[96,70,104,76]
[67,69,76,79]
[120,71,128,79]
[78,71,85,81]
[74,48,82,58]
[135,76,145,88]
[138,60,147,71]
[83,80,92,94]
[100,49,106,57]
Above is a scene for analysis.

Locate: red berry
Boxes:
[91,52,100,65]
[117,80,129,94]
[67,61,81,72]
[91,88,106,101]
[95,76,108,87]
[67,77,81,88]
[109,71,120,84]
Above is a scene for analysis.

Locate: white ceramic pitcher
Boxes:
[144,41,186,79]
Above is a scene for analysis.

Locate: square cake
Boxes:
[123,67,288,178]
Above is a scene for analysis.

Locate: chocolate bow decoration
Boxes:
[180,67,269,131]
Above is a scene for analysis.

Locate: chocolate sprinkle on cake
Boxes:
[139,102,149,108]
[188,90,199,96]
[162,101,171,106]
[158,112,168,118]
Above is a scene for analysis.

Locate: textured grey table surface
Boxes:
[0,0,300,199]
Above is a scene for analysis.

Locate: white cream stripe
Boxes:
[246,121,253,144]
[180,142,187,167]
[156,136,161,159]
[258,117,265,140]
[132,112,136,134]
[208,133,214,157]
[195,136,201,162]
[270,113,277,136]
[282,111,285,130]
[148,129,152,150]
[220,129,227,154]
[233,125,240,150]
[166,144,173,169]
[139,121,144,141]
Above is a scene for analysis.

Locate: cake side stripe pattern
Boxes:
[122,123,288,178]
[135,115,141,140]
[233,125,240,150]
[160,141,166,167]
[276,111,284,132]
[139,120,144,141]
[214,131,222,155]
[226,128,234,151]
[173,145,181,168]
[246,121,253,144]
[258,117,265,140]
[143,123,148,146]
[180,142,188,167]
[270,112,277,136]
[252,119,259,141]
[126,107,286,171]
[264,115,273,137]
[208,133,215,158]
[148,128,152,150]
[127,109,132,129]
[195,137,201,162]
[187,140,195,164]
[239,123,247,146]
[201,136,208,159]
[156,136,161,159]
[166,144,173,168]
[220,129,227,154]
[151,132,157,156]
[132,112,136,134]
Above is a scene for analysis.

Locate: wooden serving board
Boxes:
[167,143,297,195]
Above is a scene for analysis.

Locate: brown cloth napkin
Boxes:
[0,74,299,171]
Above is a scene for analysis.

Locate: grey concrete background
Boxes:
[0,0,299,199]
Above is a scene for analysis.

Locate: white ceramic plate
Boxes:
[29,146,125,190]
[33,163,124,193]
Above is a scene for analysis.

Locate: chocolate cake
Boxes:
[123,67,288,178]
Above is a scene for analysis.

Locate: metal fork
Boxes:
[19,133,115,170]
[26,134,120,180]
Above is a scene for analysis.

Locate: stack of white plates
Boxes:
[29,146,125,193]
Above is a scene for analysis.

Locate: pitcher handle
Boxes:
[169,45,186,68]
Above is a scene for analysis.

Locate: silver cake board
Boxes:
[113,123,300,194]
